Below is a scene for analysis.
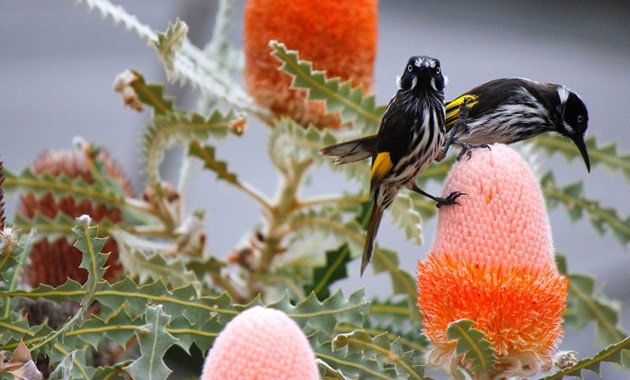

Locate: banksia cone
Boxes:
[244,0,378,129]
[201,306,319,380]
[416,144,568,379]
[20,149,132,287]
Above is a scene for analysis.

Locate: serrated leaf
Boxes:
[142,109,242,185]
[12,212,99,241]
[389,193,423,244]
[270,41,385,132]
[73,218,109,308]
[128,69,174,114]
[313,334,401,380]
[534,134,630,180]
[268,117,337,170]
[446,319,497,374]
[540,336,630,379]
[125,304,177,380]
[333,330,425,379]
[153,18,188,78]
[541,171,630,245]
[368,297,423,332]
[188,141,238,184]
[3,169,126,209]
[113,230,200,290]
[271,289,368,336]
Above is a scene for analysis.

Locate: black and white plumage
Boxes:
[321,78,591,171]
[358,55,464,276]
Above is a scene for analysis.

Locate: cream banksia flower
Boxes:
[243,0,377,129]
[417,144,568,379]
[201,306,319,380]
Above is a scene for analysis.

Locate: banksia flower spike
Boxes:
[21,148,133,287]
[417,144,568,379]
[243,0,378,129]
[201,306,319,380]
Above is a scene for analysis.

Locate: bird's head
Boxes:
[397,55,447,94]
[557,87,590,172]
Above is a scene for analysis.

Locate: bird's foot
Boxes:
[455,141,492,161]
[435,191,466,208]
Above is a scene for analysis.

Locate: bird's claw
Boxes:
[435,191,467,208]
[455,143,492,161]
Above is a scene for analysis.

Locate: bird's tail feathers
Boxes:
[361,202,384,276]
[319,135,378,165]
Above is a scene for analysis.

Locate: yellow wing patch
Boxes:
[370,152,393,189]
[445,94,478,128]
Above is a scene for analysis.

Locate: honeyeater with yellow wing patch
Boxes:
[349,55,464,276]
[320,78,591,171]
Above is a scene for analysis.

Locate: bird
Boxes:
[351,55,464,276]
[320,77,591,171]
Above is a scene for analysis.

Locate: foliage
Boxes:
[0,1,628,378]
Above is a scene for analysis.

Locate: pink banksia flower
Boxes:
[201,306,319,380]
[20,149,132,287]
[243,0,378,129]
[416,144,568,379]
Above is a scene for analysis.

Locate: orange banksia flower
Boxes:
[417,144,568,379]
[244,0,378,129]
[201,306,319,380]
[21,149,133,287]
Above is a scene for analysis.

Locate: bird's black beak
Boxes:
[570,133,590,172]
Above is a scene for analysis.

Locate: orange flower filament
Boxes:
[417,144,568,378]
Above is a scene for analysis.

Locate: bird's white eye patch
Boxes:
[436,67,441,74]
[407,64,413,72]
[577,115,585,123]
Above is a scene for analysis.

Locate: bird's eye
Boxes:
[436,67,441,74]
[407,64,413,72]
[577,115,585,123]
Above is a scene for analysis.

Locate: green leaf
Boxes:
[141,109,242,185]
[305,244,352,300]
[127,70,174,115]
[153,18,188,78]
[564,270,629,350]
[542,172,630,245]
[3,169,125,209]
[73,217,109,309]
[113,230,200,290]
[445,319,497,374]
[189,141,239,184]
[332,330,426,379]
[534,134,630,180]
[270,41,385,132]
[314,335,402,380]
[289,207,365,261]
[125,304,177,380]
[271,289,368,336]
[372,247,417,299]
[12,212,95,241]
[540,336,630,379]
[389,193,423,244]
[268,118,337,170]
